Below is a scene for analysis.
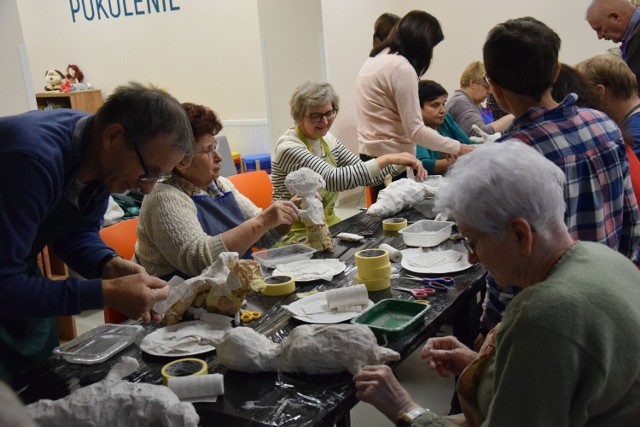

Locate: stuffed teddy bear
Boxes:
[44,70,65,92]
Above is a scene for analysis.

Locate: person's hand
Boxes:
[378,152,428,181]
[290,194,304,209]
[101,256,146,279]
[258,200,299,229]
[420,336,478,377]
[457,143,475,155]
[102,274,169,323]
[353,365,420,422]
[473,333,486,351]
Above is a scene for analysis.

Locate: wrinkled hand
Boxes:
[380,153,428,181]
[290,195,304,209]
[469,125,501,144]
[353,365,419,422]
[259,200,299,229]
[102,274,169,323]
[102,256,146,279]
[420,336,478,377]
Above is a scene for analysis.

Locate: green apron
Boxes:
[280,128,341,246]
[0,116,99,381]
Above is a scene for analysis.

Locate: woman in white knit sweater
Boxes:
[271,81,425,245]
[136,103,298,279]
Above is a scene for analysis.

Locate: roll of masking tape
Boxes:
[161,358,208,386]
[261,275,295,296]
[354,273,391,291]
[382,217,408,231]
[357,263,392,281]
[355,249,390,270]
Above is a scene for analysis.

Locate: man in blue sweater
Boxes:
[0,82,194,380]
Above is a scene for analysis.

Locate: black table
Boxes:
[12,208,486,427]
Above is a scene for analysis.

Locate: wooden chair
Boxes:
[226,170,273,210]
[99,217,139,323]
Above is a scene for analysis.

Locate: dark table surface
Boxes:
[12,207,486,427]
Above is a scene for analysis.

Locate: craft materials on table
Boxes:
[239,310,261,323]
[393,286,436,298]
[382,217,408,231]
[161,358,208,385]
[167,373,224,403]
[354,248,391,291]
[335,232,365,242]
[284,286,374,323]
[325,284,369,311]
[400,248,473,274]
[140,317,232,357]
[379,243,403,262]
[272,259,346,281]
[261,274,295,296]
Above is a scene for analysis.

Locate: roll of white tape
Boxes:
[379,243,403,263]
[167,373,224,401]
[325,284,368,310]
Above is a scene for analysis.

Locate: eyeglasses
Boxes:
[131,139,172,183]
[195,143,218,158]
[307,109,337,123]
[461,237,476,256]
[482,73,491,87]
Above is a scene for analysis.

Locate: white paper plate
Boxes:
[273,259,347,282]
[400,248,473,274]
[284,292,374,324]
[140,320,229,357]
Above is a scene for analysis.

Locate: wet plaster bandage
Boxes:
[167,373,224,403]
[379,243,403,263]
[161,358,208,386]
[325,284,369,311]
[261,275,295,296]
[382,217,408,231]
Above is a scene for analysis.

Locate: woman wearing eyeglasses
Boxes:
[136,103,298,279]
[272,81,425,245]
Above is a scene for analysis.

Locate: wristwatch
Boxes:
[396,407,428,427]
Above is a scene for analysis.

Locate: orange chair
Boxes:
[99,217,139,324]
[227,170,273,210]
[365,186,377,207]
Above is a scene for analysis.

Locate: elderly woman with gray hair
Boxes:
[271,80,425,244]
[354,141,640,426]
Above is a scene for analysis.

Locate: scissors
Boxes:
[393,287,436,298]
[239,310,261,323]
[404,275,454,292]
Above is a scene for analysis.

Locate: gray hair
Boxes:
[435,140,567,238]
[94,82,194,162]
[289,81,340,123]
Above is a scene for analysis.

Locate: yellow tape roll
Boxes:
[357,263,391,281]
[382,217,408,231]
[261,275,296,296]
[354,273,391,291]
[355,249,390,270]
[161,358,208,386]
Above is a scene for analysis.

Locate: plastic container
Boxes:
[53,324,143,364]
[243,153,271,174]
[252,244,316,269]
[351,299,430,341]
[399,220,455,247]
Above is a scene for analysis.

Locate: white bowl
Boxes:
[399,220,454,247]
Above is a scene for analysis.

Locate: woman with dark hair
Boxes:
[372,12,399,49]
[356,10,473,197]
[136,103,298,279]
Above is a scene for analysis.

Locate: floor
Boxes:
[72,191,455,426]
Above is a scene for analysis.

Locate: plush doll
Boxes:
[65,64,84,84]
[44,70,65,92]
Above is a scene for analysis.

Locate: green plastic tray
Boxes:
[350,299,430,341]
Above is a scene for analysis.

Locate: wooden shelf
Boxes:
[35,89,103,114]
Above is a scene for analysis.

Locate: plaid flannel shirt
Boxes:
[480,94,640,332]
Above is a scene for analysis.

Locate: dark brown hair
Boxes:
[181,102,223,140]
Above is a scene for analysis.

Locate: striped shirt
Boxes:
[271,128,403,201]
[481,94,640,331]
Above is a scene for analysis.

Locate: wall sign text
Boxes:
[69,0,181,23]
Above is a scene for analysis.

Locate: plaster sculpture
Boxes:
[366,178,439,217]
[25,357,199,427]
[154,252,265,325]
[215,324,400,375]
[284,167,333,252]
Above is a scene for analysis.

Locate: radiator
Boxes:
[220,119,271,156]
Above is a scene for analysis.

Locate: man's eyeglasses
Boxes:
[482,73,491,87]
[308,109,337,123]
[131,139,172,183]
[461,237,476,256]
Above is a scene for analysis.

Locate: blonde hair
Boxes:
[577,55,638,100]
[460,61,487,88]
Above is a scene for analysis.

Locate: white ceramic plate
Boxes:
[400,248,473,274]
[273,259,347,282]
[139,320,229,357]
[284,292,374,324]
